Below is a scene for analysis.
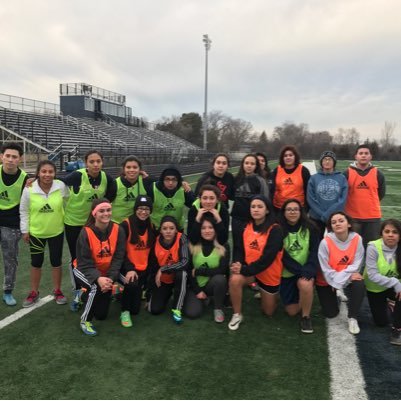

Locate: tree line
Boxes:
[156,112,400,160]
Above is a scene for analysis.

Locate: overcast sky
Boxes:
[1,0,400,142]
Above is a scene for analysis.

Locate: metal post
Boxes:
[202,34,212,151]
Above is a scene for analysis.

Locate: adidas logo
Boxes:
[385,270,398,278]
[166,253,174,265]
[97,245,111,258]
[200,262,209,268]
[288,240,303,252]
[135,239,147,250]
[356,181,369,189]
[164,203,176,211]
[39,203,54,213]
[123,193,136,202]
[338,255,350,265]
[283,178,294,185]
[0,190,9,201]
[249,239,260,250]
[87,194,99,202]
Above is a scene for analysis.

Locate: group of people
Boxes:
[0,142,400,346]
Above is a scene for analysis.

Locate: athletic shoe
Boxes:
[22,291,39,308]
[80,321,97,336]
[254,292,261,299]
[228,313,243,331]
[348,318,360,335]
[53,289,67,305]
[70,289,83,312]
[248,281,260,291]
[214,309,225,323]
[300,316,314,334]
[120,311,133,328]
[336,289,348,302]
[171,308,183,324]
[2,293,17,306]
[390,328,401,346]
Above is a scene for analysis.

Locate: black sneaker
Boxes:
[300,316,314,334]
[390,328,401,346]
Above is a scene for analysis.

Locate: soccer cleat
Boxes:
[2,293,17,306]
[336,289,348,302]
[254,292,261,299]
[120,311,133,328]
[70,289,83,312]
[300,316,314,334]
[22,291,39,308]
[228,313,243,331]
[171,308,183,324]
[53,289,67,305]
[348,318,360,335]
[390,328,401,346]
[214,309,225,323]
[80,321,97,336]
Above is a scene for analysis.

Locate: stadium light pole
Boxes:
[202,34,211,151]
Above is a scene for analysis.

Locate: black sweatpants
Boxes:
[120,271,148,315]
[65,224,84,290]
[149,270,187,314]
[316,280,365,319]
[367,289,401,328]
[183,274,227,318]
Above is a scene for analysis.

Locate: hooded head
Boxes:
[159,166,183,191]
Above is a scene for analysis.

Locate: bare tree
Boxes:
[380,121,396,149]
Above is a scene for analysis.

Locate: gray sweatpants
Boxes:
[0,226,21,292]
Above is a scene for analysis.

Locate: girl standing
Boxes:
[318,212,365,334]
[364,219,401,345]
[229,195,283,331]
[73,199,126,335]
[20,160,69,307]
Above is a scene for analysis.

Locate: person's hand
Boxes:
[230,262,242,274]
[25,178,36,188]
[22,233,30,244]
[155,269,162,288]
[125,271,138,283]
[195,208,206,222]
[208,208,222,223]
[395,292,401,301]
[351,272,363,281]
[140,170,149,179]
[97,276,113,292]
[196,291,207,300]
[182,181,191,193]
[192,268,196,278]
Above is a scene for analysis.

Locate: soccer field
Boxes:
[0,160,400,399]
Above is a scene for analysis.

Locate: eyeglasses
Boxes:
[137,207,150,212]
[284,208,301,213]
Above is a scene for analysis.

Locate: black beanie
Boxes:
[134,195,153,212]
[160,215,179,229]
[320,151,337,167]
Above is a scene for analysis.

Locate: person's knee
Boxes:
[298,278,314,292]
[211,274,227,289]
[229,274,245,288]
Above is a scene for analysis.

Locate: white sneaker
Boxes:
[214,309,225,323]
[337,289,348,302]
[348,318,360,335]
[228,313,243,330]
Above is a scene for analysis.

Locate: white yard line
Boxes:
[327,305,367,399]
[0,295,53,330]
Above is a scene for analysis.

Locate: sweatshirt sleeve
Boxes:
[160,234,190,273]
[366,243,401,293]
[240,226,283,276]
[258,176,270,199]
[19,187,30,234]
[76,229,101,285]
[377,169,386,201]
[306,176,325,221]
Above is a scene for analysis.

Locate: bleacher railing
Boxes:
[0,93,59,115]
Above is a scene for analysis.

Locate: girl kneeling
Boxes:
[229,195,283,331]
[184,216,229,323]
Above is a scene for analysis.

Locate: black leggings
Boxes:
[29,233,64,268]
[367,289,401,328]
[316,280,366,319]
[64,224,83,262]
[120,271,148,315]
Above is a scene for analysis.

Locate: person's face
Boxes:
[135,206,151,221]
[201,220,216,241]
[200,190,218,210]
[321,157,334,172]
[38,164,55,186]
[355,148,372,167]
[86,153,103,176]
[382,224,400,248]
[95,205,112,225]
[243,156,257,175]
[257,156,266,170]
[0,149,21,173]
[250,199,268,222]
[284,202,301,225]
[330,214,351,236]
[213,156,228,177]
[124,161,140,182]
[160,221,177,242]
[283,151,295,167]
[163,175,178,190]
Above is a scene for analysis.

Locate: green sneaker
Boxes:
[80,321,97,336]
[171,308,183,324]
[120,311,133,328]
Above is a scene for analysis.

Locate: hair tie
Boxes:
[91,202,111,217]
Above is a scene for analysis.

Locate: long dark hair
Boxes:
[255,152,270,178]
[249,196,277,234]
[127,213,156,247]
[381,219,401,276]
[326,211,354,232]
[35,160,56,180]
[279,145,301,167]
[85,198,111,227]
[212,153,230,168]
[280,198,316,237]
[235,154,262,185]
